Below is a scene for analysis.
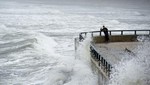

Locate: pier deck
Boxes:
[94,42,142,65]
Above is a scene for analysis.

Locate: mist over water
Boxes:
[0,0,150,85]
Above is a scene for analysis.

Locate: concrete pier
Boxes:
[90,35,145,85]
[77,30,150,85]
[94,42,142,65]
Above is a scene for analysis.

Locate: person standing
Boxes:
[100,25,109,42]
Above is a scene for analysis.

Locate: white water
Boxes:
[108,38,150,85]
[0,0,150,85]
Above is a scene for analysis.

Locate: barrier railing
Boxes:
[90,43,112,77]
[79,30,150,41]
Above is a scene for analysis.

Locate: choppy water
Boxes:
[0,0,150,85]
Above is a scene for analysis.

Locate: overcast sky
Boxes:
[26,0,150,8]
[1,0,150,9]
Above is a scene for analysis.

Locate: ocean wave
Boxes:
[0,38,37,54]
[0,31,57,55]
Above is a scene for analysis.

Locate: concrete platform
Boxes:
[94,42,142,65]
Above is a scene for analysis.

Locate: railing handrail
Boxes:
[79,30,150,41]
[90,43,112,77]
[80,29,150,33]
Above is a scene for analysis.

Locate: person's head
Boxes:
[103,25,105,28]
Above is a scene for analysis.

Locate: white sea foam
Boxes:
[0,0,150,85]
[71,35,97,85]
[108,38,150,85]
[33,33,58,54]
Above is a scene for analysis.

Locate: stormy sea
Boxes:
[0,0,150,85]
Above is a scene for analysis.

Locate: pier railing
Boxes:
[90,43,112,77]
[79,30,150,41]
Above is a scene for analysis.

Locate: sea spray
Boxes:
[33,33,57,55]
[69,34,98,85]
[76,34,92,61]
[108,40,150,85]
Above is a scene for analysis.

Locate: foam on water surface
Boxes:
[0,0,150,85]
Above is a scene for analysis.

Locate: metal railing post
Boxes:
[85,33,87,38]
[91,32,93,37]
[100,31,101,36]
[121,31,123,35]
[135,31,137,35]
[109,31,111,35]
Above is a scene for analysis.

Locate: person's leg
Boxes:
[105,34,109,42]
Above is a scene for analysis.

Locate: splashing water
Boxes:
[108,37,150,85]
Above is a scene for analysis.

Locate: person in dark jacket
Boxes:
[100,25,109,42]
